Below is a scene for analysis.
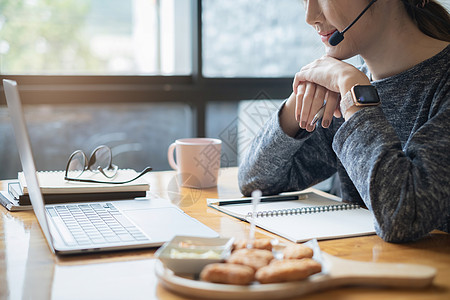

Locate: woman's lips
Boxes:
[319,30,337,43]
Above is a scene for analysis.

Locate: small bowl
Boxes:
[155,236,234,274]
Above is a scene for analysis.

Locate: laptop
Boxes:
[3,79,218,255]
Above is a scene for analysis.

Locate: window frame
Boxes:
[0,0,292,137]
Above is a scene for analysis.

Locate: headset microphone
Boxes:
[329,0,378,46]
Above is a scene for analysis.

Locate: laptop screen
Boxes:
[3,79,55,252]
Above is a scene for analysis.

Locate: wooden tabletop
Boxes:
[0,167,449,300]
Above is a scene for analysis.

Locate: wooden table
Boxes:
[0,167,449,300]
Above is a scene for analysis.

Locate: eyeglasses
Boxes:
[64,145,152,184]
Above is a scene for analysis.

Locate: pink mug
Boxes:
[167,138,222,188]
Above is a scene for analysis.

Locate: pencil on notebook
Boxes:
[209,194,309,206]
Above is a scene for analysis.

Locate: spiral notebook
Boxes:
[207,188,376,243]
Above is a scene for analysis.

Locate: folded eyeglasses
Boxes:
[64,145,152,184]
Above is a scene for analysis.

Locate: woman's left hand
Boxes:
[293,56,371,127]
[295,82,340,131]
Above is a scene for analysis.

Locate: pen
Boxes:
[311,104,326,126]
[210,194,308,206]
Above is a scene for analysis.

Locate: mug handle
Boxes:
[167,142,178,170]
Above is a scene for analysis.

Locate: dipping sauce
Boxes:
[170,249,222,259]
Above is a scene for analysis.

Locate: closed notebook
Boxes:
[207,188,376,243]
[7,180,146,206]
[18,169,150,194]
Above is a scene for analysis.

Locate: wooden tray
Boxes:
[155,251,436,299]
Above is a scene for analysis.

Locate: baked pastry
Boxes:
[227,248,274,270]
[200,263,255,285]
[282,244,314,259]
[233,238,273,251]
[255,258,322,284]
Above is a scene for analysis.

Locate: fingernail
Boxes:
[301,121,306,128]
[323,120,330,128]
[306,124,314,132]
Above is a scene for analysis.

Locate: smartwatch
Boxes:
[340,84,381,118]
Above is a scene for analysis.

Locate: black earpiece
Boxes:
[329,31,345,46]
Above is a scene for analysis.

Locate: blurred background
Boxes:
[0,0,448,185]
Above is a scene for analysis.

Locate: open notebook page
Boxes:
[208,191,375,243]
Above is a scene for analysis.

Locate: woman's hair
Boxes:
[400,0,450,42]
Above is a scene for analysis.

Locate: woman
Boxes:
[238,0,450,243]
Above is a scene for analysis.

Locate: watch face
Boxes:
[353,85,380,104]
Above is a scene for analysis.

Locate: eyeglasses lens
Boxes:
[89,146,114,176]
[67,152,86,178]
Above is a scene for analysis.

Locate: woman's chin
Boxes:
[325,45,356,60]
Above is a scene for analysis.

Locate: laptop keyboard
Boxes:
[47,203,150,246]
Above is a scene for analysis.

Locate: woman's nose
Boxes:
[304,0,322,26]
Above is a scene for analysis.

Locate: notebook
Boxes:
[207,188,376,243]
[3,78,218,255]
[12,169,148,206]
[8,179,146,206]
[18,169,149,194]
[0,181,31,211]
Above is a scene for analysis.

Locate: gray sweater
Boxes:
[238,45,450,243]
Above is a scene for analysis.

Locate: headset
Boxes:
[329,0,378,46]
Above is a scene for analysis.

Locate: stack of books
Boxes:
[0,169,150,211]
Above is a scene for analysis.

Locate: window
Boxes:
[0,103,193,178]
[0,0,191,75]
[202,0,323,77]
[0,0,341,179]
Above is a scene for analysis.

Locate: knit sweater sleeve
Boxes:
[332,86,450,242]
[238,101,342,196]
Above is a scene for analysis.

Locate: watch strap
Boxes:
[339,90,354,119]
